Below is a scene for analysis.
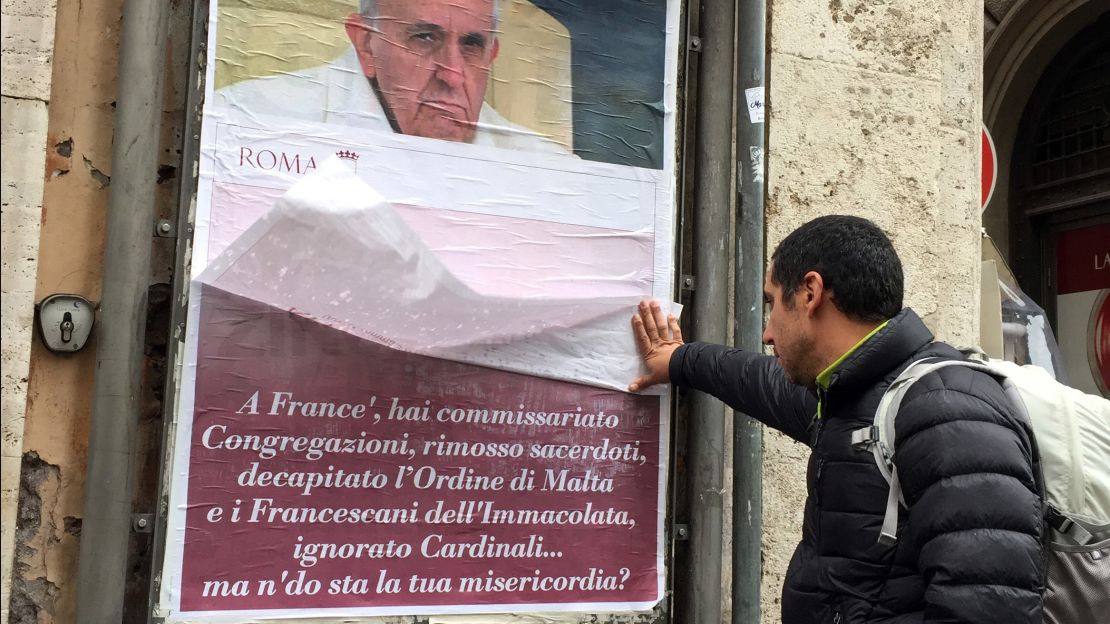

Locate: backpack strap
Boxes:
[1046,506,1098,545]
[854,357,1011,546]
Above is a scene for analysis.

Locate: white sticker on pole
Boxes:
[745,87,765,124]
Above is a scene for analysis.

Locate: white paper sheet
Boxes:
[198,158,679,392]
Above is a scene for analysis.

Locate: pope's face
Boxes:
[347,0,500,142]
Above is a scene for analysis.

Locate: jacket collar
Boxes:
[820,308,934,395]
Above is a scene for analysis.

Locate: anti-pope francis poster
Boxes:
[156,0,681,620]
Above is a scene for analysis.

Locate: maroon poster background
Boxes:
[179,287,663,611]
[1056,222,1110,295]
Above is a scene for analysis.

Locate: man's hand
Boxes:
[629,299,684,392]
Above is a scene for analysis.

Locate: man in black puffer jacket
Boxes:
[629,216,1044,623]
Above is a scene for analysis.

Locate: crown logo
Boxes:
[336,150,360,162]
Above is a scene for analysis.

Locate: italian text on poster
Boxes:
[157,0,681,620]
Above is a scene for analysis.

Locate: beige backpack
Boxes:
[852,355,1110,624]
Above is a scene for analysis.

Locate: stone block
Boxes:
[760,8,982,614]
[1,95,47,619]
[771,0,974,82]
[1,454,23,624]
[1,13,56,100]
[1,0,57,19]
[765,53,980,340]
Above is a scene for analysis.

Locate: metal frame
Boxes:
[675,0,740,620]
[147,0,210,620]
[143,1,709,622]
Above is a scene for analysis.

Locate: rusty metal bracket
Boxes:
[155,219,175,238]
[132,513,154,533]
[674,523,690,541]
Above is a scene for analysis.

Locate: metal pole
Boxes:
[732,0,767,620]
[686,0,736,620]
[75,0,169,619]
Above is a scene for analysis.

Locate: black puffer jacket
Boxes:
[670,309,1044,623]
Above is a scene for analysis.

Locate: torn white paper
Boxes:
[197,158,680,392]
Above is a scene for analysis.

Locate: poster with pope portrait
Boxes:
[156,0,682,620]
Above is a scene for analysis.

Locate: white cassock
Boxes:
[213,48,571,155]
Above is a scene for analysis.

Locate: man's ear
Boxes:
[490,37,500,63]
[800,271,826,318]
[345,13,377,79]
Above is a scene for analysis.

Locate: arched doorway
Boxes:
[1008,11,1110,396]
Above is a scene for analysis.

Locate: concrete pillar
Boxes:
[761,1,983,620]
[1,0,58,622]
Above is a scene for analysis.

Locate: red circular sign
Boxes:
[1092,290,1110,397]
[982,127,997,211]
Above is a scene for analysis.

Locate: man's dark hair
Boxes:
[770,215,903,322]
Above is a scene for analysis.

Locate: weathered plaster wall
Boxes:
[7,0,203,617]
[5,0,119,615]
[1,0,58,622]
[761,0,983,620]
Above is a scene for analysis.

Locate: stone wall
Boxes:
[761,0,983,620]
[3,0,190,619]
[1,0,57,622]
[3,0,120,614]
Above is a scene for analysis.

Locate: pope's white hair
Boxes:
[358,0,501,29]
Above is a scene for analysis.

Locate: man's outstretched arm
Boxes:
[629,300,815,444]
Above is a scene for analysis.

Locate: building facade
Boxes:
[2,0,1106,622]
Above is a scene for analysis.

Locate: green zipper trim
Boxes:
[815,319,889,419]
